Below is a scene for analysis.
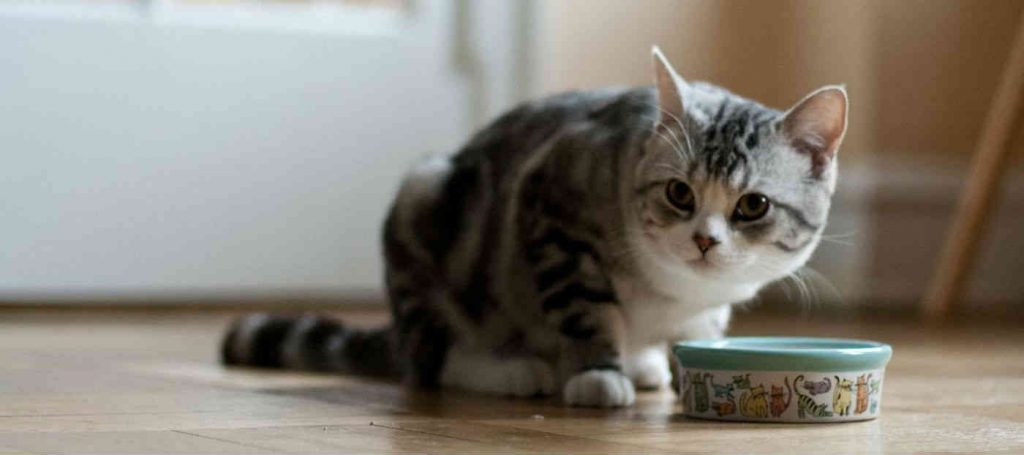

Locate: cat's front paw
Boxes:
[563,369,636,407]
[625,347,671,390]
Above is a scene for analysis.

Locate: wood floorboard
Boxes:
[0,308,1020,454]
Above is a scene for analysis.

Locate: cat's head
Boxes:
[770,385,784,397]
[630,47,847,288]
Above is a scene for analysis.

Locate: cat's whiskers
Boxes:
[647,126,687,162]
[818,237,855,247]
[793,267,843,307]
[742,258,815,307]
[640,102,687,135]
[657,106,696,161]
[641,107,696,161]
[645,122,690,164]
[818,231,858,247]
[748,255,843,310]
[654,163,688,175]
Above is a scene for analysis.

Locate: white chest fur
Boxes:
[613,272,758,348]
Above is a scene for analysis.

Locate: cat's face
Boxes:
[837,378,854,390]
[631,49,846,287]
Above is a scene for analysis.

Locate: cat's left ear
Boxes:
[651,46,687,127]
[781,86,848,177]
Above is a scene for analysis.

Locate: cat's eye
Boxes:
[665,180,695,212]
[733,193,770,221]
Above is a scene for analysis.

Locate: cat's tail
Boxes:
[220,313,397,377]
[793,374,806,399]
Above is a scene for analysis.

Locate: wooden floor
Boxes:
[0,307,1021,454]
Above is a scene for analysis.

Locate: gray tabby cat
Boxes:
[221,47,847,408]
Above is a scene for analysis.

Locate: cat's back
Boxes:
[452,86,655,169]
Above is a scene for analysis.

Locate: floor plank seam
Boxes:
[170,429,280,452]
[367,421,489,445]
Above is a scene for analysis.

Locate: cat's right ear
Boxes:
[781,86,848,178]
[652,46,687,127]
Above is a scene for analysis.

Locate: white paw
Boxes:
[503,357,556,397]
[626,347,671,390]
[563,369,636,407]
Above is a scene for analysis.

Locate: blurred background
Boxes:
[2,0,1022,320]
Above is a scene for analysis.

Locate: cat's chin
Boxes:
[684,259,722,275]
[681,256,754,278]
[683,265,745,285]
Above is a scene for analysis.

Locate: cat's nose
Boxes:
[693,233,719,255]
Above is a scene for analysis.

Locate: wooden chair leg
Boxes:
[922,10,1024,321]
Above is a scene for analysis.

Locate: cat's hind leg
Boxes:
[440,344,556,397]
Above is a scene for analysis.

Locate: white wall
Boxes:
[0,2,472,299]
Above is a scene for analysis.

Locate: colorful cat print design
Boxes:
[855,374,872,414]
[738,384,770,418]
[769,378,792,418]
[802,376,831,395]
[711,400,736,417]
[711,376,735,401]
[833,376,854,416]
[793,375,833,418]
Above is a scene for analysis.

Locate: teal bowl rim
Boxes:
[672,337,893,372]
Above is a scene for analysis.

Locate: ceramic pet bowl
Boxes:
[672,337,892,423]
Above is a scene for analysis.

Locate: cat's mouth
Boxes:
[684,255,750,275]
[686,257,719,271]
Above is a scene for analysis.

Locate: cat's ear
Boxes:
[651,46,687,126]
[781,86,848,177]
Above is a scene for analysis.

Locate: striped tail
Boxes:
[221,313,397,377]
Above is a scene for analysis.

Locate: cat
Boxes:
[738,384,770,418]
[855,374,872,414]
[732,373,752,390]
[803,376,831,395]
[833,376,854,416]
[769,378,792,417]
[682,372,695,412]
[793,375,833,418]
[692,372,711,413]
[711,400,736,417]
[870,377,881,395]
[711,375,735,401]
[219,46,848,408]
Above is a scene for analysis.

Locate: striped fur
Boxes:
[222,48,847,407]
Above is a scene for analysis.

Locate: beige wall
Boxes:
[536,0,1024,164]
[876,0,1024,164]
[536,0,876,163]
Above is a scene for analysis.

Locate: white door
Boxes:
[0,0,528,300]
